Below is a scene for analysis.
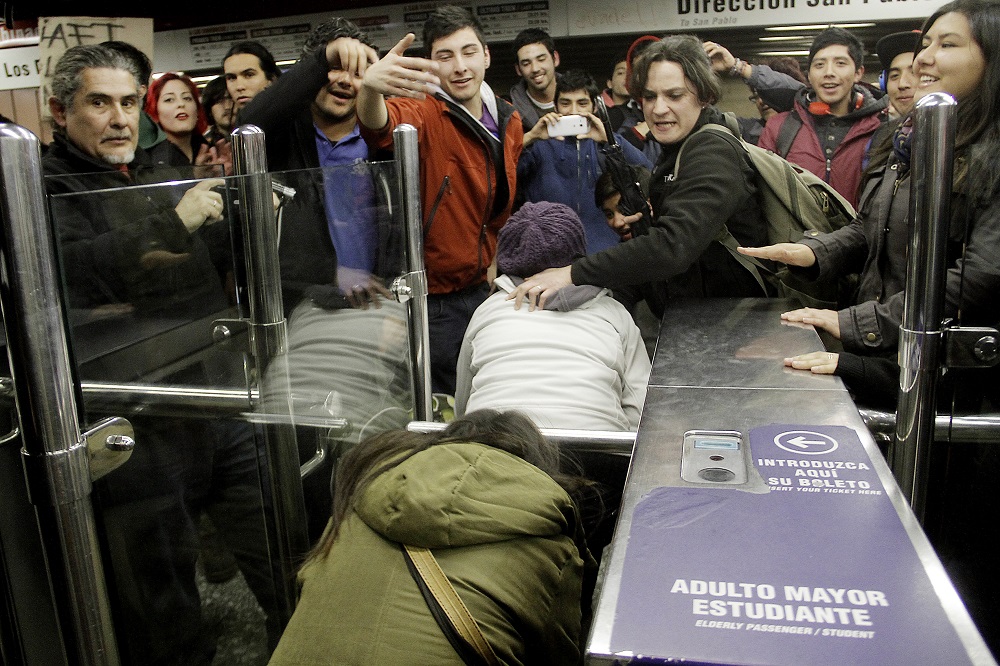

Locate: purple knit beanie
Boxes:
[496,201,587,278]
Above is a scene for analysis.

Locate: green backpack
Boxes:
[673,117,857,308]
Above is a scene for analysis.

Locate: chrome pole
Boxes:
[393,125,433,421]
[0,124,119,663]
[892,93,957,519]
[230,125,307,618]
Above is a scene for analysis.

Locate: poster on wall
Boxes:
[37,17,154,121]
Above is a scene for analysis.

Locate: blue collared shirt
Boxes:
[315,123,377,272]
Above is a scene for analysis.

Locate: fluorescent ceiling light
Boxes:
[276,59,296,66]
[758,35,808,42]
[758,50,810,57]
[765,22,875,31]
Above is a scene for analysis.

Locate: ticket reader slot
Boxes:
[680,430,747,485]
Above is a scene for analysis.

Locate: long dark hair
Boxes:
[863,0,1000,200]
[307,410,582,561]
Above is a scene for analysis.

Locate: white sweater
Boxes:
[455,275,650,431]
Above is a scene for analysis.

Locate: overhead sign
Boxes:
[154,0,953,71]
[565,0,951,34]
[154,1,558,73]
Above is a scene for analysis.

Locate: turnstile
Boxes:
[587,298,994,665]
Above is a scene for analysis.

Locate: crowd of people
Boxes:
[26,0,1000,662]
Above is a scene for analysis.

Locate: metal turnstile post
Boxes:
[0,124,119,664]
[892,92,958,519]
[392,125,432,421]
[230,125,308,619]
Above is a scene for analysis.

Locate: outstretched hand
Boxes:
[362,33,440,99]
[738,242,816,267]
[780,307,841,339]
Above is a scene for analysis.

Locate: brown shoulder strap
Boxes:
[404,544,501,666]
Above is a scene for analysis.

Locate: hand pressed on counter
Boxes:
[785,350,839,375]
[737,242,816,267]
[781,307,840,339]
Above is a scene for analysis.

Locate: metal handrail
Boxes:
[0,123,119,663]
[863,409,1000,445]
[893,92,957,520]
[406,421,636,454]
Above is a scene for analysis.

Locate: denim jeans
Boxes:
[427,282,490,396]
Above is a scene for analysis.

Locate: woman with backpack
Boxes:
[508,35,771,319]
[737,0,1000,408]
[268,409,596,665]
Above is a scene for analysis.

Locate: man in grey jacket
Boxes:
[508,28,561,133]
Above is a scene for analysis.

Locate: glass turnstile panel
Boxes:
[261,164,414,538]
[43,158,413,665]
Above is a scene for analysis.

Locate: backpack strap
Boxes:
[671,122,773,296]
[775,109,802,158]
[715,227,772,295]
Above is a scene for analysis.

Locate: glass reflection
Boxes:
[43,159,414,664]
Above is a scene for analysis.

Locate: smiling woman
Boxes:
[737,0,1000,413]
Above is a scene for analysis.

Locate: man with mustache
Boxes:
[44,44,228,316]
[42,44,278,663]
[240,17,391,311]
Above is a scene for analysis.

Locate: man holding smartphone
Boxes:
[519,70,652,254]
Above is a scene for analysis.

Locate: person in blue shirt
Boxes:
[242,19,415,541]
[240,18,394,311]
[518,69,652,254]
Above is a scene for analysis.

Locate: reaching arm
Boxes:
[704,40,803,114]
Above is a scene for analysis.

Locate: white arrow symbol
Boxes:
[787,436,827,448]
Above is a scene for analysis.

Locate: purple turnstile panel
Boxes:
[608,424,971,665]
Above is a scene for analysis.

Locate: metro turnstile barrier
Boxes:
[586,298,995,666]
[0,120,431,663]
[0,124,122,664]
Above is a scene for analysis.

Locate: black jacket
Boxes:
[148,133,211,176]
[571,107,769,318]
[239,47,399,312]
[42,134,230,320]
